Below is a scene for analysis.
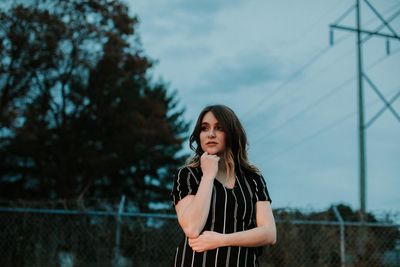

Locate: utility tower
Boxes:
[329,0,400,221]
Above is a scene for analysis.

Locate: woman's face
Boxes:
[200,111,226,155]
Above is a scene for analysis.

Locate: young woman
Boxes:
[171,105,276,267]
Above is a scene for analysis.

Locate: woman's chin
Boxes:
[206,149,223,156]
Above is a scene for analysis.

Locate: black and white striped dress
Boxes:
[171,166,272,267]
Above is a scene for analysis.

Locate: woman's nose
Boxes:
[208,129,216,137]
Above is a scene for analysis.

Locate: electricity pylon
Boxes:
[329,0,400,221]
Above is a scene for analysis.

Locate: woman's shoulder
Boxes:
[176,165,202,179]
[240,165,271,201]
[240,165,263,179]
[240,166,268,186]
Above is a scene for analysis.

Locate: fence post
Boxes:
[395,239,400,267]
[114,195,126,267]
[333,205,346,267]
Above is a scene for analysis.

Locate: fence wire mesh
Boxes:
[0,207,399,267]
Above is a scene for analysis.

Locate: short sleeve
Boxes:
[251,173,272,203]
[171,167,201,206]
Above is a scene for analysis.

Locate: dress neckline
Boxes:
[215,175,237,190]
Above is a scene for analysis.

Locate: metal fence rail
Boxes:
[0,206,399,267]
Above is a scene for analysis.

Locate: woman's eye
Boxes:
[201,126,208,131]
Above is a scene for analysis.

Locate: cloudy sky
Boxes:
[127,0,400,215]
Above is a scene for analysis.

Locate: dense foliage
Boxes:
[0,0,189,211]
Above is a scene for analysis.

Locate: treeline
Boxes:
[261,204,398,267]
[0,0,189,211]
[0,203,397,266]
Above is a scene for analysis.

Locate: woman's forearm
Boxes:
[222,201,276,247]
[177,177,214,238]
[223,226,276,247]
[188,226,276,253]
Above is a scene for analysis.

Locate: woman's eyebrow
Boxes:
[201,122,219,125]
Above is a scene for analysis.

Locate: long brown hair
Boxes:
[187,105,259,177]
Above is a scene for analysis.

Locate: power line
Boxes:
[252,76,353,143]
[252,46,400,144]
[250,4,400,145]
[278,5,400,119]
[262,111,355,163]
[259,88,400,163]
[242,45,333,120]
[284,0,348,58]
[281,3,400,108]
[263,45,354,116]
[253,48,400,164]
[361,8,400,44]
[332,4,355,25]
[363,0,400,39]
[242,2,400,123]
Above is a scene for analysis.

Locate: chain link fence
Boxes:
[0,205,399,267]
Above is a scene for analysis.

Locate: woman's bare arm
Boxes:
[175,178,214,239]
[175,153,219,239]
[188,201,276,252]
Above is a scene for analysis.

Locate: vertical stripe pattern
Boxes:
[171,166,271,267]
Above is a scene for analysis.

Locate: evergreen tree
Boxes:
[0,0,189,211]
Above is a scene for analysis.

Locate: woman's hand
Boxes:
[188,231,225,252]
[200,152,219,180]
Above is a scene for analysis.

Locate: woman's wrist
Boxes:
[220,233,229,247]
[202,175,215,181]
